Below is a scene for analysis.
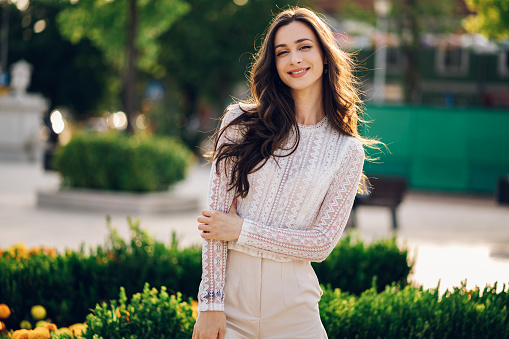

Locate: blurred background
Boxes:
[0,0,508,294]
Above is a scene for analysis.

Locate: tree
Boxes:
[2,0,113,117]
[333,0,458,103]
[462,0,509,39]
[157,0,302,128]
[57,0,190,131]
[391,0,457,103]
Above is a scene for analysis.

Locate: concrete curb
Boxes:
[37,189,200,214]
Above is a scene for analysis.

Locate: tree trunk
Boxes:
[1,1,9,74]
[399,0,421,104]
[124,0,137,133]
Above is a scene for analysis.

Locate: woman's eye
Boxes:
[276,50,288,57]
[300,45,312,50]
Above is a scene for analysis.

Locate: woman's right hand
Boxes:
[192,310,227,339]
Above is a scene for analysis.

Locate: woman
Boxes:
[193,7,370,339]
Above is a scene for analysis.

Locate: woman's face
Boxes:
[274,21,326,95]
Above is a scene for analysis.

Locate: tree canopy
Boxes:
[57,0,190,74]
[463,0,509,39]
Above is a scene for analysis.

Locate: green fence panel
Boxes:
[362,106,412,177]
[362,105,509,194]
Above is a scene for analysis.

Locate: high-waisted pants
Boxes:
[223,249,328,339]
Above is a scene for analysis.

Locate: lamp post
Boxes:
[373,0,391,104]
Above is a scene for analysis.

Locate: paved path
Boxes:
[1,161,508,294]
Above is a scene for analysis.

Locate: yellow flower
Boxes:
[35,320,47,328]
[20,320,32,330]
[30,306,46,320]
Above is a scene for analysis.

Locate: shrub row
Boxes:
[320,283,509,338]
[53,132,194,192]
[0,218,202,329]
[47,282,509,339]
[0,219,411,328]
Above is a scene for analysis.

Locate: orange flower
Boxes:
[68,323,87,339]
[116,308,130,321]
[0,320,6,331]
[44,323,57,331]
[191,300,198,318]
[12,329,30,339]
[43,247,57,257]
[0,304,11,319]
[27,326,50,339]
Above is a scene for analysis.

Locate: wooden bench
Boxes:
[350,177,408,230]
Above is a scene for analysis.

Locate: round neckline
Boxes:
[297,115,328,130]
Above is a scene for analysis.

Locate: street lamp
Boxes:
[373,0,391,104]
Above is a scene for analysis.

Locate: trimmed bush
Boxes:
[51,284,194,339]
[312,233,413,294]
[319,283,509,338]
[53,132,194,192]
[0,218,202,328]
[0,221,411,329]
[48,283,509,339]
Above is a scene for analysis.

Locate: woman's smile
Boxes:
[288,67,310,77]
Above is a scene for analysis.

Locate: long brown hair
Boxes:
[213,7,372,198]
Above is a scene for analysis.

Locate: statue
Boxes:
[0,59,48,162]
[10,59,32,97]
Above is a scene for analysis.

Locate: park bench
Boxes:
[350,177,408,230]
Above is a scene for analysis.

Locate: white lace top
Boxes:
[198,104,365,311]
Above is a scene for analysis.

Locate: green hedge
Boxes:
[65,284,193,339]
[0,219,202,329]
[0,220,411,329]
[313,233,412,294]
[53,133,194,192]
[49,283,509,339]
[320,283,509,338]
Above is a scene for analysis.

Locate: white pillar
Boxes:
[373,15,388,104]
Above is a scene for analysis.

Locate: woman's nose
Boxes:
[290,52,302,64]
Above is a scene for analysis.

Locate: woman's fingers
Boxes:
[201,209,214,217]
[197,215,210,224]
[197,223,210,231]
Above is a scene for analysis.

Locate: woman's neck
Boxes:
[292,87,325,125]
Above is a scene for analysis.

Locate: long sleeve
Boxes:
[198,107,242,312]
[236,140,364,262]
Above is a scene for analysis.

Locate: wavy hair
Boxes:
[212,7,372,198]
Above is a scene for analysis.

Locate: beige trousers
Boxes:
[224,249,328,339]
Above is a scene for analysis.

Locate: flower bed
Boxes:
[1,219,412,337]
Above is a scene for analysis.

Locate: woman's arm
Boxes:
[197,107,241,312]
[236,140,364,262]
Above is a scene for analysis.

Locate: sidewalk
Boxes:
[1,161,508,294]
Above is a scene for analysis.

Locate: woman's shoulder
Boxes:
[327,130,364,159]
[225,102,257,118]
[220,103,257,129]
[340,135,365,163]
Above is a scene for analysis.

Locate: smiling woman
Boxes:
[274,22,325,106]
[192,7,376,339]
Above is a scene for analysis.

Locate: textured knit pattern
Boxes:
[198,104,365,312]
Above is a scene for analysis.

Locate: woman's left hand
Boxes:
[198,200,244,241]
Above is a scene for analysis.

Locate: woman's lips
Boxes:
[288,67,310,78]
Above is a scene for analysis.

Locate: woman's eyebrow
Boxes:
[275,38,314,49]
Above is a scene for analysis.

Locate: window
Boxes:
[386,49,405,74]
[436,47,469,76]
[498,50,509,77]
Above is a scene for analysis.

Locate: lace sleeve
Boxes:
[236,139,364,262]
[198,106,242,312]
